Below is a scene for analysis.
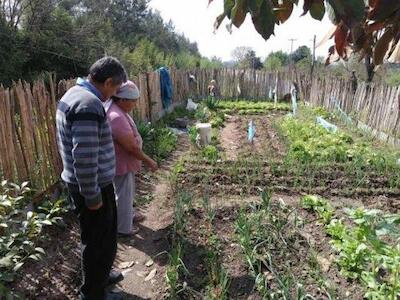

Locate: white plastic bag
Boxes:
[186,98,198,111]
[316,116,338,133]
[290,85,297,116]
[248,120,256,143]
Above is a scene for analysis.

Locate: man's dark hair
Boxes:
[111,95,122,102]
[89,56,127,85]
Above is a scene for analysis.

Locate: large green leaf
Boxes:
[273,0,294,24]
[325,1,339,24]
[310,0,325,20]
[373,29,394,65]
[214,0,237,31]
[214,12,227,31]
[224,0,236,18]
[368,0,400,22]
[248,0,264,14]
[326,0,366,26]
[250,0,276,40]
[231,0,248,27]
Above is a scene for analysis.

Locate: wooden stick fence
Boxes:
[0,68,398,198]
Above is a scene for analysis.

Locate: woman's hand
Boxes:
[145,158,158,172]
[87,201,103,210]
[114,132,158,172]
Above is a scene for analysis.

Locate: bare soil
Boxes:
[220,114,286,161]
[10,213,81,299]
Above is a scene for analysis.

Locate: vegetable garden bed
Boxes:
[162,99,400,299]
[3,99,399,299]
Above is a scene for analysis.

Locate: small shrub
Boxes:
[385,70,400,87]
[137,121,177,163]
[188,126,198,145]
[204,97,220,111]
[0,181,68,297]
[210,114,225,128]
[202,145,218,161]
[195,106,211,123]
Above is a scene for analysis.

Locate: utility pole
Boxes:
[311,35,316,79]
[288,38,296,71]
[289,38,296,55]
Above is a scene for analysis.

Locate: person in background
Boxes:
[106,81,158,237]
[351,70,358,94]
[56,57,127,300]
[207,79,219,97]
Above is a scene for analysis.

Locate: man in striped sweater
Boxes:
[56,57,127,300]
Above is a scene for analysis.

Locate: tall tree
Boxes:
[242,50,263,69]
[264,51,289,71]
[231,46,253,64]
[290,46,312,63]
[0,18,26,84]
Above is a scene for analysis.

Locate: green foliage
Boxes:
[174,52,199,69]
[235,191,329,298]
[204,97,220,111]
[165,241,187,299]
[231,47,263,69]
[161,106,195,127]
[0,181,68,297]
[123,38,205,76]
[188,126,198,145]
[123,39,170,75]
[0,0,218,84]
[301,195,334,224]
[264,55,283,72]
[210,112,225,128]
[326,219,347,241]
[216,100,291,114]
[331,209,400,299]
[136,121,177,163]
[0,21,26,84]
[295,56,312,72]
[242,50,264,70]
[147,127,177,163]
[202,145,219,162]
[264,50,289,72]
[199,197,231,299]
[304,195,400,299]
[301,195,329,210]
[195,106,211,123]
[279,113,400,180]
[166,192,192,298]
[200,56,224,69]
[290,46,312,64]
[385,69,400,86]
[265,51,289,70]
[214,1,400,66]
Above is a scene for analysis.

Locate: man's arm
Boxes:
[70,112,103,209]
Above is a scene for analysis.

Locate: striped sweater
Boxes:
[56,85,115,207]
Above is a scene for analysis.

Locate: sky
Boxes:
[148,0,334,61]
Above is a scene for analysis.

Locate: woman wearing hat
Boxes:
[107,81,158,237]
